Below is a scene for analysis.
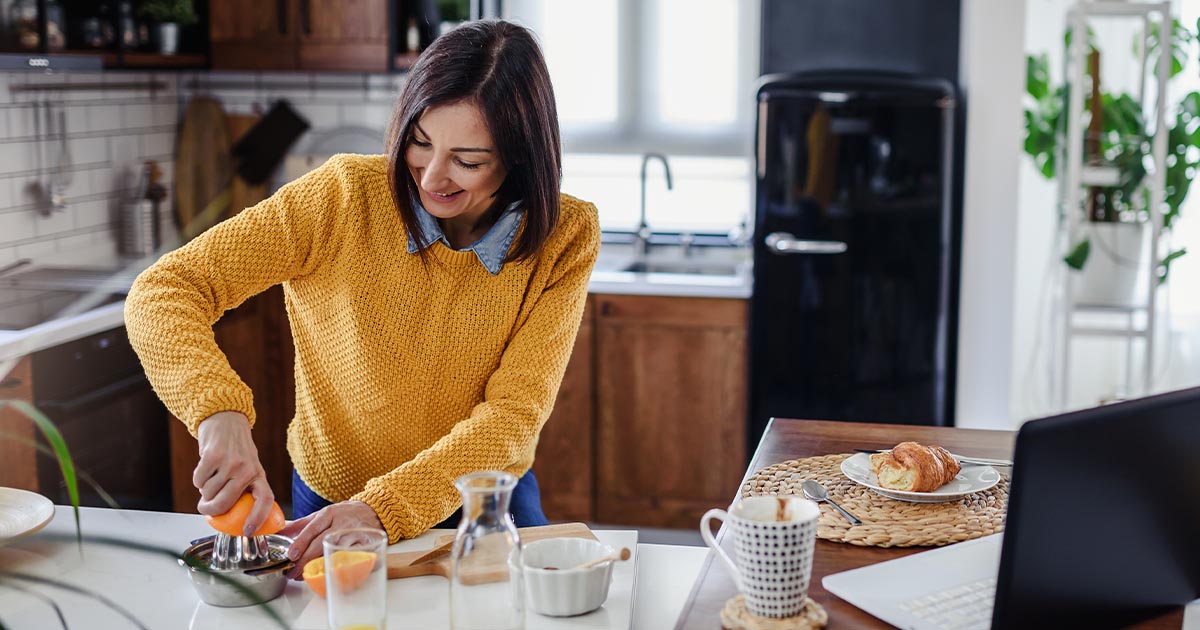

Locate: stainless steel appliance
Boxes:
[749,72,960,444]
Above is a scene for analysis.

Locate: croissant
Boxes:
[868,442,961,492]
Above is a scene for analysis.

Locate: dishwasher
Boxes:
[33,326,173,511]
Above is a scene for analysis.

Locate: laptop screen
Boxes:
[993,386,1200,628]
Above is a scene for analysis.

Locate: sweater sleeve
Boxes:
[124,155,354,436]
[352,202,601,541]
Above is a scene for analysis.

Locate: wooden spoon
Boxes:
[570,547,631,571]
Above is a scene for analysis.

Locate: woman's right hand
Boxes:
[194,411,275,536]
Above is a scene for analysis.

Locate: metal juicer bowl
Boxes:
[180,534,294,607]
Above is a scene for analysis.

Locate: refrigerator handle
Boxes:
[756,100,768,179]
[764,232,848,255]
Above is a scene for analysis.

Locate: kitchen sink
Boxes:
[621,259,747,276]
[0,265,131,330]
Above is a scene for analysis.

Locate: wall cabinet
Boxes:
[535,294,749,530]
[209,0,390,72]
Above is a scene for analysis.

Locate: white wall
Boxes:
[0,72,178,268]
[1012,0,1200,421]
[955,0,1028,429]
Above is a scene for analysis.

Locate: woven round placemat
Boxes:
[721,595,828,630]
[741,454,1008,548]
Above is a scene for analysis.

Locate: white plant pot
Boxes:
[156,23,179,55]
[1071,222,1147,306]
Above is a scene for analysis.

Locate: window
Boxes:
[503,0,760,232]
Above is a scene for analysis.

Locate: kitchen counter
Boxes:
[0,261,751,363]
[0,506,708,630]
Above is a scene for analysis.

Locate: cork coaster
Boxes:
[741,454,1008,548]
[720,595,828,630]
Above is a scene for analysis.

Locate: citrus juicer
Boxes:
[180,531,295,607]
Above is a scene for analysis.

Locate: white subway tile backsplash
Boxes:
[339,104,392,132]
[88,105,125,132]
[71,137,109,165]
[140,131,173,157]
[7,106,35,140]
[293,103,341,130]
[121,104,152,129]
[0,210,36,244]
[54,232,94,253]
[34,208,74,237]
[65,105,88,137]
[0,73,175,268]
[0,141,33,176]
[74,200,111,230]
[15,239,55,260]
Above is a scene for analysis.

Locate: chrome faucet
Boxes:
[635,152,673,259]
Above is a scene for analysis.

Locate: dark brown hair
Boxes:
[386,20,561,263]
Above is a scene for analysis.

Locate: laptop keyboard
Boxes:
[898,577,996,630]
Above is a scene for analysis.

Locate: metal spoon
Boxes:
[802,479,862,526]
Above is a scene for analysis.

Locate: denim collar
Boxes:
[405,198,524,275]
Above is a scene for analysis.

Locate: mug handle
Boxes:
[700,508,742,591]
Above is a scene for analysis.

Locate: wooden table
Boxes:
[673,418,1185,629]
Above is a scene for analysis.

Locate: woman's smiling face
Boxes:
[405,100,508,235]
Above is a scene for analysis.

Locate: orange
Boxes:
[302,551,377,599]
[204,493,286,537]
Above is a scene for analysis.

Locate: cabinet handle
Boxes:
[300,0,312,35]
[0,377,22,389]
[277,0,288,35]
[600,302,612,317]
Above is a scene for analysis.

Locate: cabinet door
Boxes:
[532,297,595,522]
[169,287,296,513]
[296,0,389,72]
[0,356,38,491]
[209,0,298,70]
[594,295,748,529]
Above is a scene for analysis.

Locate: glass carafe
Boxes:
[449,471,524,630]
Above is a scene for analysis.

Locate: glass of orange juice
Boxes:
[323,528,388,630]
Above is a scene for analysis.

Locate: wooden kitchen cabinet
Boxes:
[0,356,38,492]
[594,294,748,529]
[209,0,299,70]
[168,286,296,513]
[209,0,389,72]
[532,297,595,522]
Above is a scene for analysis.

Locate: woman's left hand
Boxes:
[280,501,385,580]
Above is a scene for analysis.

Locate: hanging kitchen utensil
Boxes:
[26,100,51,216]
[49,104,72,210]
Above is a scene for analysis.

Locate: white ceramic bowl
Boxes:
[522,538,616,617]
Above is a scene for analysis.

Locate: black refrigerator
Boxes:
[749,72,959,445]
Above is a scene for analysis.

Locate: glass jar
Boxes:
[449,471,524,630]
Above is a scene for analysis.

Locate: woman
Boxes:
[124,20,599,578]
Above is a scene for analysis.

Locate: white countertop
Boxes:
[0,264,750,363]
[0,506,708,630]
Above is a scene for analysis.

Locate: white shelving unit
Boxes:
[1056,0,1171,408]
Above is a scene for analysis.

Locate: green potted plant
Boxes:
[1024,19,1194,302]
[136,0,197,55]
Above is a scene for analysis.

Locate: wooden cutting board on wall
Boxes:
[174,97,232,239]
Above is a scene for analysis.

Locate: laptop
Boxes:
[823,386,1200,629]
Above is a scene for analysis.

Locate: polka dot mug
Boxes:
[700,495,820,618]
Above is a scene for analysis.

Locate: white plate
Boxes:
[0,487,55,542]
[840,453,1001,503]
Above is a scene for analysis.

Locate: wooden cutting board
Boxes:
[174,97,232,240]
[385,522,597,585]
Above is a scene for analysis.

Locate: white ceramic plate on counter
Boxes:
[840,453,1001,503]
[0,487,54,542]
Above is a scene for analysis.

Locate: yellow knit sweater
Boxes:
[124,154,600,541]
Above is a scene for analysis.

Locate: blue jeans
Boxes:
[291,468,549,529]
